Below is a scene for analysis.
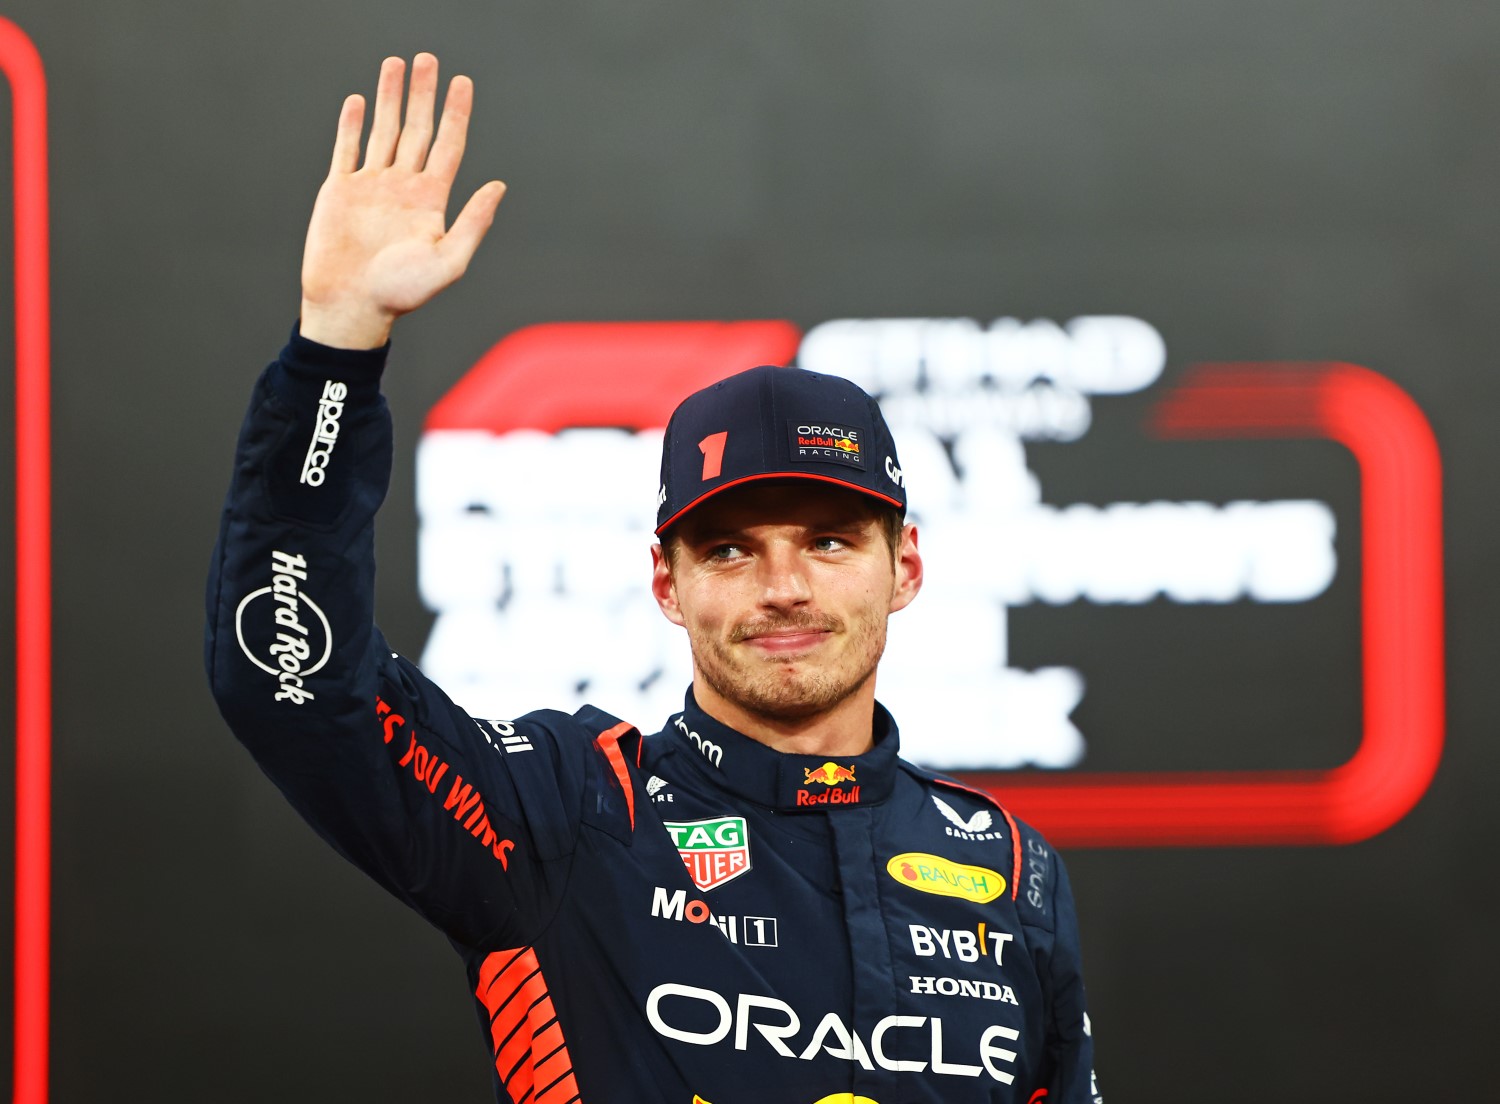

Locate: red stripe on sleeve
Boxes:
[594,721,637,830]
[475,948,583,1103]
[536,1073,581,1104]
[999,807,1022,902]
[477,945,528,999]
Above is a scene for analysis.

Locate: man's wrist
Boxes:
[283,318,390,391]
[298,299,395,351]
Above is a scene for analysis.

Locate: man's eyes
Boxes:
[703,536,850,560]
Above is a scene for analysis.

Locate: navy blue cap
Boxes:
[655,364,907,535]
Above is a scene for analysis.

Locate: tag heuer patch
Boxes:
[788,420,866,469]
[664,816,751,891]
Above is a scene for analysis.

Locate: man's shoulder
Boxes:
[447,702,645,844]
[431,703,638,789]
[459,702,638,742]
[896,756,1050,830]
[894,756,1066,930]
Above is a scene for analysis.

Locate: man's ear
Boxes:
[651,543,687,627]
[889,523,923,614]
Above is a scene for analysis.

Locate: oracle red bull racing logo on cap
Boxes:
[798,761,860,806]
[887,852,1006,903]
[790,421,865,469]
[665,816,751,891]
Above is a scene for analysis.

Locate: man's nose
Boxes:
[755,544,812,609]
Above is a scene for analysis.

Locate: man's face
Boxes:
[651,480,922,725]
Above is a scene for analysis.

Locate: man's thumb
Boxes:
[440,180,507,274]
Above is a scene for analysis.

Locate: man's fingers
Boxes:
[395,52,439,170]
[329,94,365,175]
[424,74,474,184]
[363,56,405,169]
[438,180,507,275]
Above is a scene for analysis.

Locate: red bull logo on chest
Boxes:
[798,762,861,806]
[664,816,752,891]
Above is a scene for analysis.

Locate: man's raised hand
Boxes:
[299,54,506,349]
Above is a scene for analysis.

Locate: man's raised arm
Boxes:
[203,57,595,949]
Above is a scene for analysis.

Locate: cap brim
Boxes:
[655,471,905,535]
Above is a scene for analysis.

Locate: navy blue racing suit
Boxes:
[204,326,1103,1104]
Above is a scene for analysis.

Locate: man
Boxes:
[206,53,1101,1104]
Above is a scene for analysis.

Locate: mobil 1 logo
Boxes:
[650,887,779,947]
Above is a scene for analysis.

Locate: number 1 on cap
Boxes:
[698,432,728,480]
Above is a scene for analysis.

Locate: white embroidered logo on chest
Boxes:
[932,795,993,834]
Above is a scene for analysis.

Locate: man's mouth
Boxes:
[742,629,831,655]
[732,616,840,657]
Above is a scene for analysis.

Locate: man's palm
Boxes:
[304,171,458,314]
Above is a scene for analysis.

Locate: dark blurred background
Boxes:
[1,1,1497,1099]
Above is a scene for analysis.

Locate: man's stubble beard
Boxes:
[691,606,890,724]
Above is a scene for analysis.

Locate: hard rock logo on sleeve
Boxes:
[234,550,332,704]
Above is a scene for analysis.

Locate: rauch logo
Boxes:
[886,852,1005,903]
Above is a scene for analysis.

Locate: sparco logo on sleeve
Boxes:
[234,550,332,704]
[299,379,348,486]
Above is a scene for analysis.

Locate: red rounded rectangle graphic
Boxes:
[422,327,1444,849]
[2,15,53,1104]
